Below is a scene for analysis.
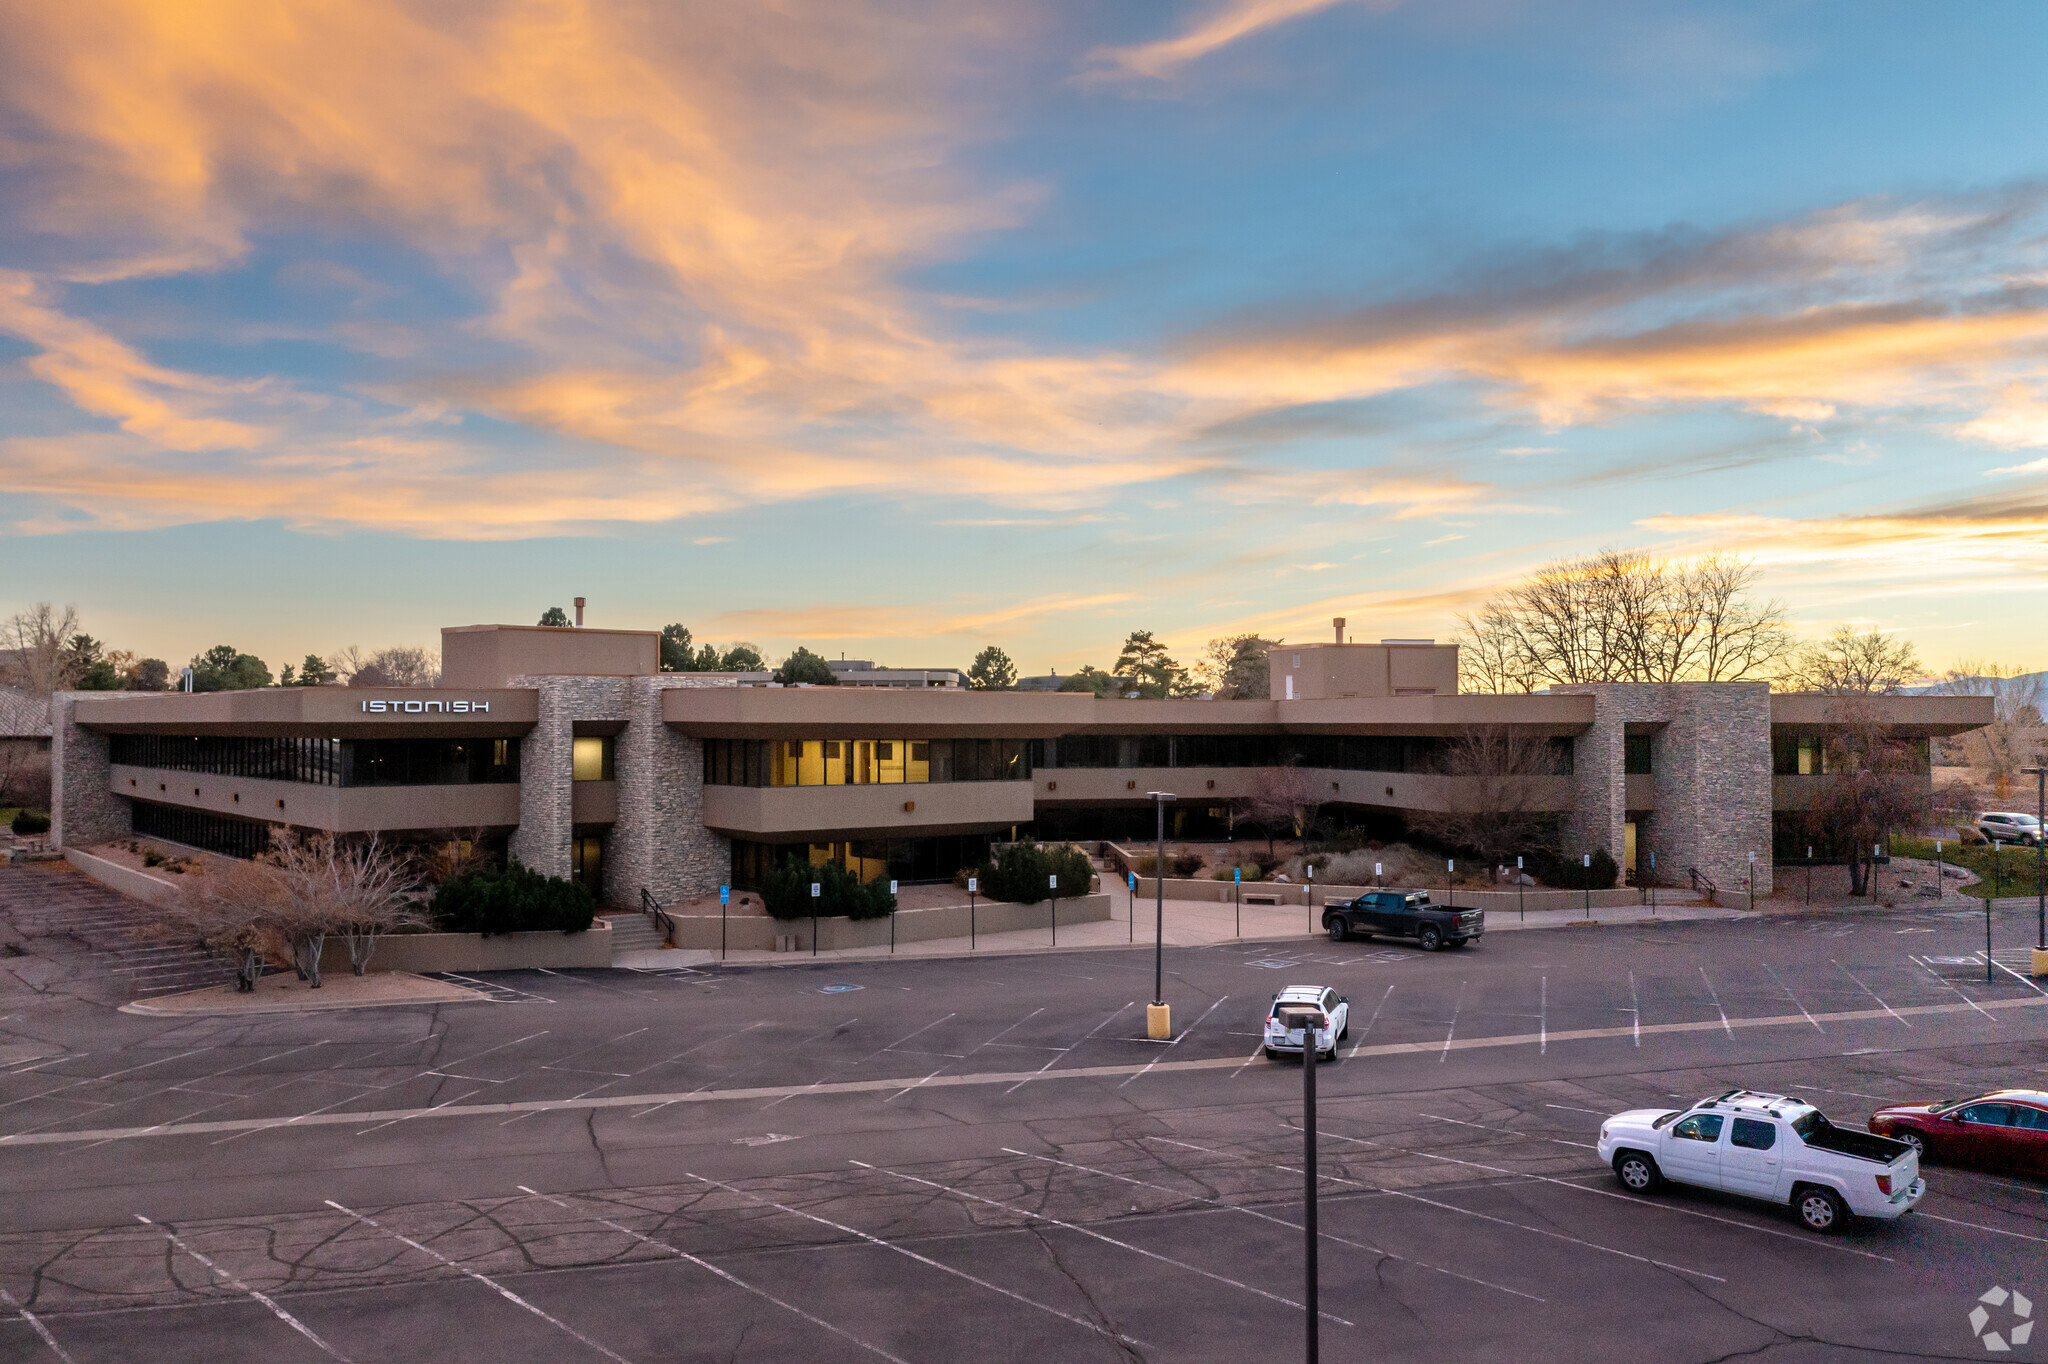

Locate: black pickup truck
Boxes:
[1323,891,1483,951]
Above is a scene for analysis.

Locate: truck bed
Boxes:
[1799,1114,1910,1164]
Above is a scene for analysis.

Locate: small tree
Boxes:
[967,646,1017,691]
[273,833,422,977]
[1200,634,1280,699]
[1248,762,1326,855]
[720,642,766,672]
[1411,725,1557,866]
[758,857,894,920]
[659,624,696,672]
[1783,626,1921,695]
[538,606,571,627]
[133,658,171,691]
[1057,666,1119,697]
[172,855,288,992]
[189,645,272,691]
[774,647,837,686]
[976,842,1092,905]
[1805,695,1939,896]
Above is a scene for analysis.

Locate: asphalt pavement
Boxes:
[3,862,2047,1362]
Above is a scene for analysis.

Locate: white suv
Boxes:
[1263,986,1349,1061]
[1978,812,2044,846]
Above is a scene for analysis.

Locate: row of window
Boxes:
[1027,734,1576,776]
[131,801,273,858]
[1770,734,1931,777]
[110,734,520,787]
[703,738,1029,787]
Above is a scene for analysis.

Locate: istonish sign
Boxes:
[358,699,492,714]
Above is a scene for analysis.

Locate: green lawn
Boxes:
[1893,834,2047,899]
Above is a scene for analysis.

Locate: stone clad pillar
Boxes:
[609,674,736,906]
[51,692,131,849]
[507,675,626,880]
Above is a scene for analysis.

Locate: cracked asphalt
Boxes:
[3,860,2048,1362]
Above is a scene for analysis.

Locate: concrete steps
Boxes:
[601,911,667,957]
[1,863,234,996]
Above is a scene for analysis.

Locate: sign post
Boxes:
[1234,865,1242,939]
[1446,858,1454,911]
[1127,872,1136,943]
[968,877,978,950]
[1648,851,1656,915]
[1515,855,1524,922]
[810,880,821,957]
[1748,851,1756,915]
[890,880,898,955]
[1049,874,1058,947]
[719,884,730,962]
[1583,853,1592,922]
[1305,862,1315,937]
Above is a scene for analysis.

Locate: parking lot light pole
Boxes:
[2028,767,2047,976]
[1301,1007,1321,1364]
[1990,840,2001,983]
[1148,792,1176,1039]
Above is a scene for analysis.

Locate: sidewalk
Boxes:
[614,883,1753,969]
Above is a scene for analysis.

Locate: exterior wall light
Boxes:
[1207,779,1216,790]
[903,800,915,813]
[1047,781,1057,791]
[1127,780,1137,790]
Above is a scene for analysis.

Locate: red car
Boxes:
[1867,1089,2048,1175]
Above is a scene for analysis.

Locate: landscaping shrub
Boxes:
[760,858,895,921]
[1547,847,1619,891]
[1212,863,1263,882]
[1171,852,1204,877]
[431,864,595,935]
[10,810,50,836]
[976,841,1093,905]
[1132,855,1159,877]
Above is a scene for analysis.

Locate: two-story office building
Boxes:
[49,622,1992,904]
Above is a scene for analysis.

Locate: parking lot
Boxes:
[3,862,2047,1362]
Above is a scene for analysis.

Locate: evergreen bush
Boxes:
[10,810,50,835]
[977,841,1092,904]
[1171,852,1204,877]
[760,858,895,920]
[431,864,595,935]
[1547,847,1620,890]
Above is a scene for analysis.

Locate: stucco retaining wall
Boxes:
[63,846,183,907]
[1129,876,1661,911]
[666,892,1111,952]
[317,919,613,974]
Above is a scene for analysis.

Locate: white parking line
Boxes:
[1761,964,1823,1033]
[1909,957,1998,1021]
[516,1186,910,1363]
[1985,954,2048,998]
[683,1170,1148,1348]
[1312,1128,1891,1262]
[1539,977,1547,1055]
[1833,962,1908,1027]
[0,1286,72,1362]
[1164,1134,1725,1284]
[1917,1211,2048,1246]
[1698,968,1733,1039]
[324,1200,628,1362]
[855,1159,1351,1324]
[848,1014,956,1067]
[1419,1113,1595,1150]
[1440,980,1467,1062]
[1006,1003,1131,1095]
[0,1046,215,1116]
[1627,972,1640,1047]
[1003,1147,1542,1302]
[139,1215,350,1360]
[1347,984,1395,1059]
[1121,997,1227,1088]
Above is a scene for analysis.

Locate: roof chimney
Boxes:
[574,597,586,628]
[1333,617,1346,645]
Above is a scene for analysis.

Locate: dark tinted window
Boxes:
[1958,1103,2017,1127]
[1672,1114,1724,1142]
[1730,1117,1776,1151]
[2011,1107,2048,1131]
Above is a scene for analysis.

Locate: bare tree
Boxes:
[1411,726,1558,865]
[265,831,422,983]
[1934,662,2043,800]
[335,645,440,688]
[1455,550,1790,693]
[172,855,289,992]
[1804,695,1940,896]
[1782,625,1922,695]
[1248,762,1326,856]
[1,604,83,695]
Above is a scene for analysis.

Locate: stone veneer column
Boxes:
[51,691,132,849]
[1651,683,1773,899]
[506,675,627,880]
[609,674,737,906]
[1558,684,1627,865]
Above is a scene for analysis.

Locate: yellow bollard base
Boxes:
[2033,948,2048,979]
[1147,1002,1172,1039]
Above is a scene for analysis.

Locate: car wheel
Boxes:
[1263,1046,1277,1059]
[1339,1021,1350,1040]
[1897,1130,1926,1158]
[1614,1151,1661,1193]
[1328,919,1348,942]
[1419,925,1443,952]
[1795,1185,1849,1234]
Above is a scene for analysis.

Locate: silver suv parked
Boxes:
[1978,812,2044,846]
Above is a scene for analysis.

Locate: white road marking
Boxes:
[1005,1003,1132,1095]
[1441,980,1467,1062]
[0,1286,72,1362]
[683,1171,1148,1348]
[1539,976,1547,1055]
[1627,972,1639,1048]
[854,1159,1351,1324]
[1546,1103,1606,1114]
[1909,956,1998,1021]
[324,1200,628,1362]
[1313,1128,1891,1262]
[1164,1134,1725,1284]
[1003,1147,1542,1302]
[1698,967,1733,1039]
[1985,953,2048,998]
[14,994,2048,1148]
[1761,963,1823,1033]
[1833,962,1908,1027]
[1419,1113,1594,1149]
[0,1046,215,1115]
[1917,1211,2048,1245]
[516,1186,909,1363]
[138,1215,350,1360]
[1347,984,1395,1059]
[1121,996,1227,1088]
[848,1014,956,1067]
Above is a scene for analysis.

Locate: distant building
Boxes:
[736,659,966,689]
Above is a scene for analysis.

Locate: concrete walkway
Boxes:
[614,882,1753,969]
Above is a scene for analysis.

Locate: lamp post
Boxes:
[890,880,898,955]
[1302,1005,1321,1364]
[2027,766,2047,978]
[1446,858,1454,911]
[1148,792,1176,1039]
[1990,840,2001,984]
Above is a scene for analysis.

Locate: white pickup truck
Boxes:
[1598,1089,1924,1233]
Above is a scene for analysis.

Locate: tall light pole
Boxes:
[2028,766,2047,978]
[1148,792,1176,1039]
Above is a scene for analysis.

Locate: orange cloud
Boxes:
[1077,0,1389,84]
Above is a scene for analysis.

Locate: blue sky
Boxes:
[1,0,2044,679]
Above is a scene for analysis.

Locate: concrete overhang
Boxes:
[1769,692,1993,737]
[1273,693,1595,736]
[112,765,521,833]
[664,687,1090,737]
[701,781,1034,839]
[70,688,537,738]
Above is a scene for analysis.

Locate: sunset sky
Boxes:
[2,1,2045,678]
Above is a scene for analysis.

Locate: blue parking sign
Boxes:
[719,885,730,905]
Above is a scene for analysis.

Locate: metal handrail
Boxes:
[1687,866,1719,904]
[638,887,676,947]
